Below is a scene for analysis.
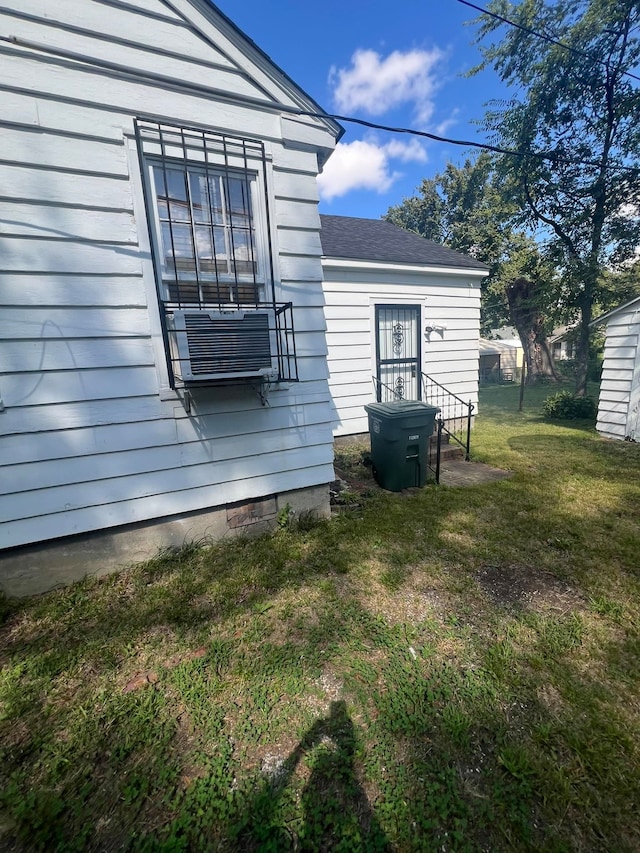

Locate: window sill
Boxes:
[159,388,180,402]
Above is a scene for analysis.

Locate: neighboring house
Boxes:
[549,327,575,361]
[491,325,573,363]
[320,216,488,437]
[489,326,520,344]
[591,295,640,441]
[0,0,342,596]
[479,339,522,383]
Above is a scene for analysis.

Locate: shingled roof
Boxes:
[320,215,488,272]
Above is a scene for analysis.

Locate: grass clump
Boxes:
[2,384,640,851]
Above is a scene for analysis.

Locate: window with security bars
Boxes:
[151,163,261,305]
[136,119,272,310]
[135,119,299,387]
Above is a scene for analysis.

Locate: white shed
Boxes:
[479,339,522,383]
[592,295,640,441]
[319,216,488,437]
[0,0,342,595]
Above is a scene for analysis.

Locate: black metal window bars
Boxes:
[135,118,298,387]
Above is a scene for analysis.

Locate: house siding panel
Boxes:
[0,0,338,554]
[322,264,482,437]
[2,0,245,69]
[595,299,640,440]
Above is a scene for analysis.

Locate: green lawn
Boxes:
[2,384,639,852]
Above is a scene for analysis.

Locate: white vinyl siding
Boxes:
[0,0,338,550]
[596,301,640,441]
[322,263,482,437]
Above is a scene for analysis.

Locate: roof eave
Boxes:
[590,294,640,327]
[192,0,344,142]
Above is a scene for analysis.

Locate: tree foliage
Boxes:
[597,258,640,314]
[385,153,560,381]
[474,0,640,394]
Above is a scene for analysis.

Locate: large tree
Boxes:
[474,0,640,394]
[385,153,560,382]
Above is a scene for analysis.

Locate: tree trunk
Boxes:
[574,299,593,397]
[506,277,560,384]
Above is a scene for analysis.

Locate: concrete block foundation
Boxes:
[0,484,330,598]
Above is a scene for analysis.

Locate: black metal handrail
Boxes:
[370,376,443,483]
[371,375,401,401]
[421,373,474,461]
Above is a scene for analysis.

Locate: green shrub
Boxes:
[554,358,577,380]
[542,391,597,420]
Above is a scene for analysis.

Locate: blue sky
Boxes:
[216,0,510,219]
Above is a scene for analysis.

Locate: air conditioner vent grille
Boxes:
[166,305,297,386]
[177,311,271,377]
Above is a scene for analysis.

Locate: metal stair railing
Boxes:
[371,375,402,402]
[421,373,474,461]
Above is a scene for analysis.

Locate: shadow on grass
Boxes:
[2,566,640,850]
[228,700,390,852]
[130,627,639,851]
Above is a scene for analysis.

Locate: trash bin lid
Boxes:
[364,400,440,418]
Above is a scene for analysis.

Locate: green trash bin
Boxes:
[364,400,441,491]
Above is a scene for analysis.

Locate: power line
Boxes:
[2,33,638,174]
[297,109,532,157]
[456,0,640,83]
[294,109,637,174]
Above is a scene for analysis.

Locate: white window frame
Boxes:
[146,159,269,307]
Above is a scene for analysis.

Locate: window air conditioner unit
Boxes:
[169,309,276,383]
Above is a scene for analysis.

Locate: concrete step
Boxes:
[428,436,465,461]
[437,443,465,461]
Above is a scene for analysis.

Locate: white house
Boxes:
[0,0,342,596]
[549,329,575,362]
[592,295,640,441]
[320,216,488,437]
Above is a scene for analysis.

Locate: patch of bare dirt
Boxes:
[354,565,460,627]
[306,664,345,715]
[475,564,583,613]
[333,465,377,495]
[120,645,208,693]
[537,684,565,716]
[170,710,209,790]
[266,604,321,647]
[315,668,344,701]
[0,719,31,754]
[240,733,305,785]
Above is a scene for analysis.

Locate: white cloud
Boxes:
[330,47,445,126]
[434,110,460,137]
[317,138,427,201]
[383,138,428,163]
